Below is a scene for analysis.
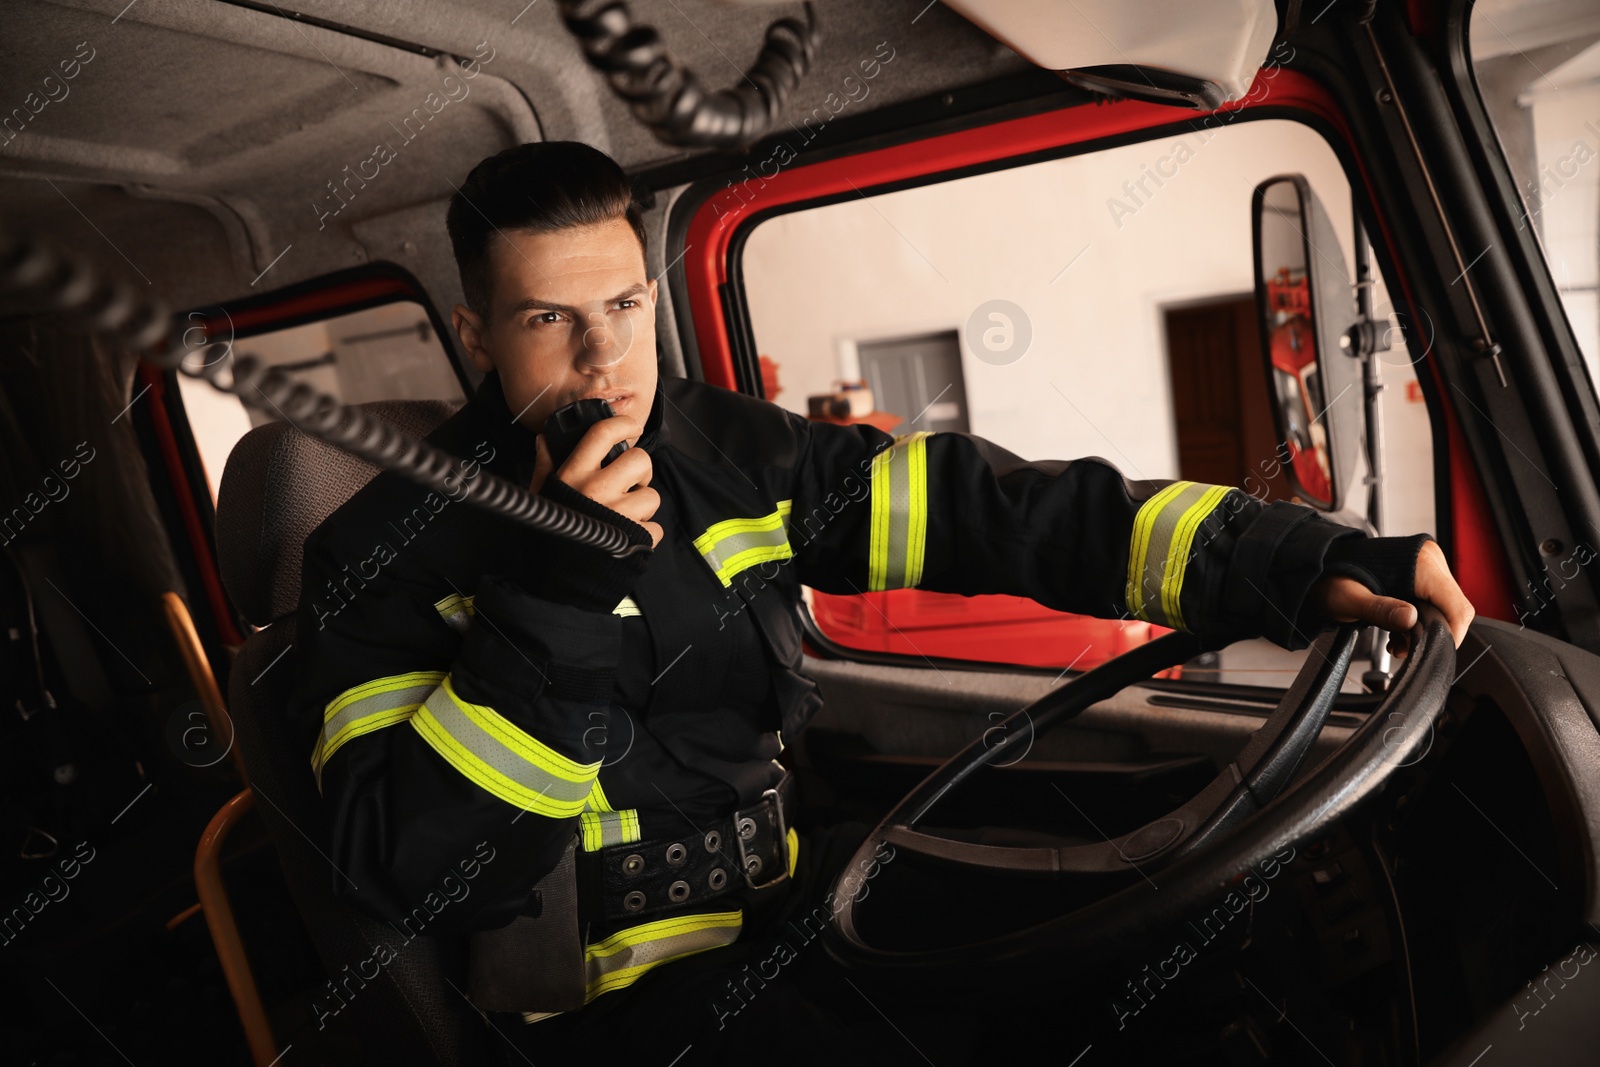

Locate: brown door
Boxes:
[1164,295,1290,501]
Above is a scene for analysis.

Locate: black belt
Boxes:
[578,772,796,923]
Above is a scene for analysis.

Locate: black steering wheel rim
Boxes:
[822,605,1455,994]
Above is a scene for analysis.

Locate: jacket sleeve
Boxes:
[286,521,623,935]
[782,415,1430,651]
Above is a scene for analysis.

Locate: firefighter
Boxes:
[287,141,1474,1064]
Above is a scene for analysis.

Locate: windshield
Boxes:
[740,117,1435,691]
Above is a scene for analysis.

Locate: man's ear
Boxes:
[452,303,494,373]
[647,277,659,307]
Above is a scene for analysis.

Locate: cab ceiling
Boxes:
[0,0,1030,316]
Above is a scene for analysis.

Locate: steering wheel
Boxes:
[822,605,1454,994]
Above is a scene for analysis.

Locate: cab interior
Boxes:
[3,0,1600,1064]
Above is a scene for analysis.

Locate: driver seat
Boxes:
[215,398,502,1067]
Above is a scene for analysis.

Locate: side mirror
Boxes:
[1252,175,1361,512]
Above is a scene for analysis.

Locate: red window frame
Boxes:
[142,263,467,653]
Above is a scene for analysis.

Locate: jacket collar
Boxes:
[470,369,669,483]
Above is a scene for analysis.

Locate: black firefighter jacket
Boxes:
[285,368,1426,960]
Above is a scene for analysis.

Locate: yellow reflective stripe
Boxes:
[310,671,446,786]
[904,433,929,588]
[868,445,892,590]
[711,543,794,584]
[693,501,794,546]
[433,593,476,632]
[433,592,475,617]
[692,501,794,587]
[1125,480,1231,631]
[612,596,641,617]
[786,826,799,879]
[410,676,598,817]
[1125,481,1190,623]
[584,910,743,1001]
[867,432,932,591]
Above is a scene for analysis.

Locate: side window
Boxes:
[178,299,464,502]
[1470,5,1600,378]
[740,117,1434,683]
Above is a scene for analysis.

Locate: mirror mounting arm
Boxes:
[1353,213,1396,687]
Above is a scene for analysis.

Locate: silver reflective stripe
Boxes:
[410,682,596,815]
[695,504,794,587]
[584,911,743,1000]
[1129,481,1208,628]
[580,809,642,851]
[867,432,930,591]
[320,681,437,751]
[311,673,444,785]
[1126,480,1231,631]
[434,593,475,633]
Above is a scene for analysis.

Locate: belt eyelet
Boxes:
[743,854,762,877]
[736,816,757,841]
[623,890,647,912]
[704,830,722,853]
[668,880,691,903]
[622,853,645,877]
[665,842,688,866]
[708,868,727,891]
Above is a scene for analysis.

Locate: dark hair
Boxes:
[446,141,650,317]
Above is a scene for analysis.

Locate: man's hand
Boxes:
[1311,540,1474,655]
[529,415,664,548]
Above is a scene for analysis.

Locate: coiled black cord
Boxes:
[0,225,644,559]
[558,0,819,150]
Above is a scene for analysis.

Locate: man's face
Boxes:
[452,216,658,439]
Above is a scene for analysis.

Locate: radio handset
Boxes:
[542,398,630,473]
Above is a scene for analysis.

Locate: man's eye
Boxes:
[616,299,638,311]
[532,312,563,326]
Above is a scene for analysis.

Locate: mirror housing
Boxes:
[1252,174,1361,512]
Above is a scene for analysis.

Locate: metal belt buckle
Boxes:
[736,786,790,891]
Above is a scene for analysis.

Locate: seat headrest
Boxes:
[215,400,463,627]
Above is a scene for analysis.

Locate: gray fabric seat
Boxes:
[215,399,502,1067]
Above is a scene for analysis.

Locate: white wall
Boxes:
[742,117,1436,537]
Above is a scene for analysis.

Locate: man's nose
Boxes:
[581,311,629,368]
[581,310,610,351]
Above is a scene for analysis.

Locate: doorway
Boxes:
[855,330,971,434]
[1163,294,1290,500]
